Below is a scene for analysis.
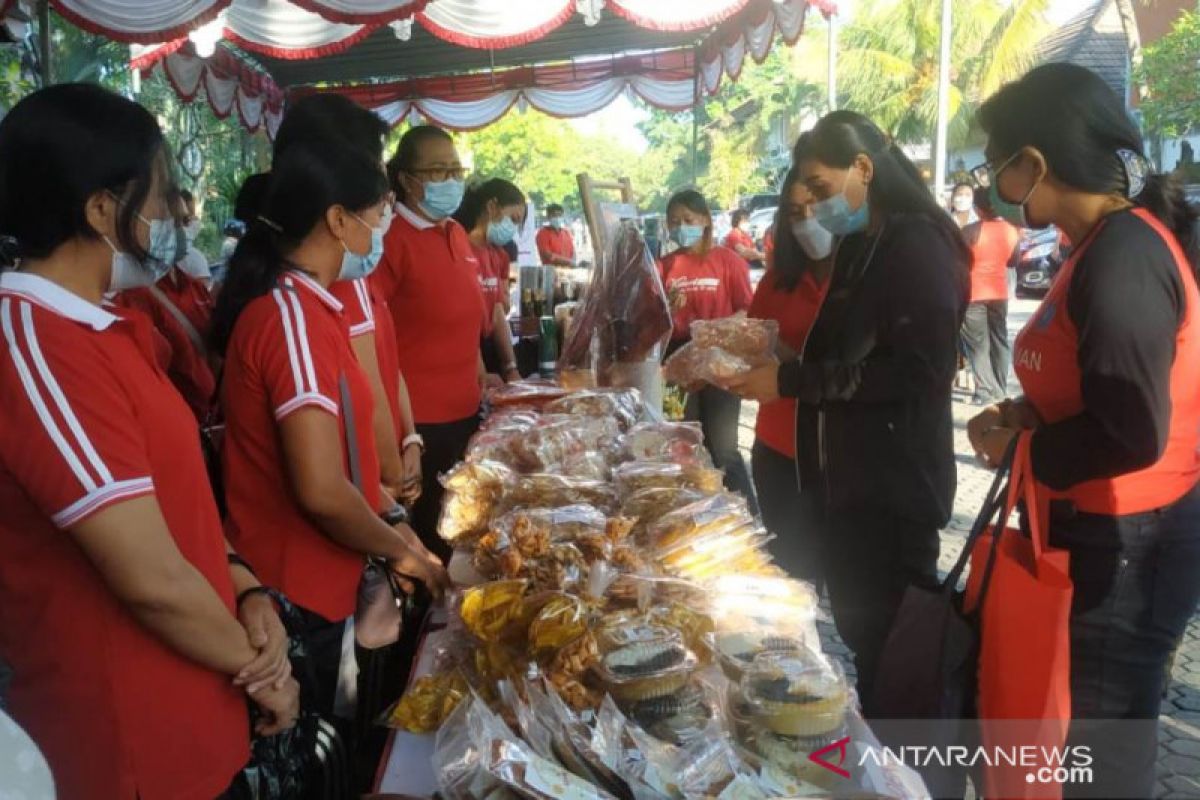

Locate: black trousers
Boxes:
[822,504,940,717]
[959,300,1009,403]
[751,439,825,587]
[1046,482,1200,799]
[685,385,758,514]
[412,413,481,564]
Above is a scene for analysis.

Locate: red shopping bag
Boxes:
[963,433,1073,799]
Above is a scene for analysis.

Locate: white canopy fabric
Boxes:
[150,46,285,137]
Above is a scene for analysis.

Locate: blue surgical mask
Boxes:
[487,216,518,246]
[549,216,565,230]
[418,178,465,220]
[812,171,870,236]
[338,214,385,281]
[790,217,834,261]
[141,214,180,267]
[670,224,704,249]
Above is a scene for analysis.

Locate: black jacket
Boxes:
[779,213,969,527]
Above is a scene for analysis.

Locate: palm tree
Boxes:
[824,0,1051,145]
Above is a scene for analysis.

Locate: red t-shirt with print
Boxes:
[660,245,754,342]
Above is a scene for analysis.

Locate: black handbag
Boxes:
[869,440,1017,797]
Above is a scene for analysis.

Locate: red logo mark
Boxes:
[809,736,852,779]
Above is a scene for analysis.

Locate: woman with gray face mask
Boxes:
[746,162,832,585]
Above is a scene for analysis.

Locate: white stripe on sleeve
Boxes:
[271,288,306,396]
[284,288,320,394]
[52,477,155,528]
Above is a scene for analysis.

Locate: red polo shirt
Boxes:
[330,276,403,434]
[115,267,216,422]
[724,228,756,256]
[0,271,247,800]
[470,241,511,336]
[660,245,755,341]
[536,225,575,263]
[968,219,1020,303]
[748,269,829,458]
[222,271,379,621]
[375,203,486,424]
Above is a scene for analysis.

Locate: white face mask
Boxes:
[103,235,169,292]
[184,219,202,243]
[952,195,974,213]
[790,217,834,261]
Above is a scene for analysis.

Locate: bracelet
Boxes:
[236,585,271,609]
[402,433,424,452]
[227,553,257,578]
[382,504,411,526]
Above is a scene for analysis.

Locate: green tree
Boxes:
[834,0,1050,145]
[1137,9,1200,142]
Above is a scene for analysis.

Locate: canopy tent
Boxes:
[3,0,834,137]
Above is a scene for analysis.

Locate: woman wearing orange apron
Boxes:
[970,64,1200,798]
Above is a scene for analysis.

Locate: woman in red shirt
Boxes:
[453,178,524,383]
[380,126,490,561]
[748,166,831,583]
[210,140,449,715]
[0,83,297,800]
[969,64,1200,797]
[724,208,767,268]
[662,189,757,508]
[955,187,1021,405]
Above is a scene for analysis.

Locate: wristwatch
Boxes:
[402,433,425,451]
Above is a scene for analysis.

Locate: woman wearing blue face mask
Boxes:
[210,139,450,726]
[661,188,758,511]
[454,178,526,384]
[381,126,489,563]
[727,111,971,714]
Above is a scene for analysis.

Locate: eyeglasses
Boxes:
[407,165,469,182]
[970,151,1020,189]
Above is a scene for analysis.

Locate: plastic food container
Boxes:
[741,649,848,738]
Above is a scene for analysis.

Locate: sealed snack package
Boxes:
[480,406,542,432]
[690,313,780,365]
[512,415,621,473]
[488,379,571,408]
[620,421,711,467]
[545,388,643,431]
[438,460,517,543]
[620,486,707,542]
[465,427,528,468]
[647,494,754,551]
[559,220,673,385]
[546,630,602,711]
[506,473,619,513]
[655,524,775,582]
[591,622,699,704]
[706,575,821,655]
[383,670,470,733]
[528,593,588,655]
[740,649,849,740]
[434,693,517,800]
[459,580,528,642]
[662,342,753,387]
[613,461,724,498]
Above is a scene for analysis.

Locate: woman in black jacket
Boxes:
[727,111,970,713]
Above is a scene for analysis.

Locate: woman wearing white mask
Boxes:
[380,126,489,562]
[662,188,758,511]
[454,178,526,384]
[746,162,831,584]
[209,139,449,722]
[726,112,970,714]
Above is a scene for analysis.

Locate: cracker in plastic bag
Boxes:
[488,379,571,408]
[690,313,780,365]
[621,421,710,467]
[506,473,619,513]
[613,461,724,498]
[383,670,470,733]
[545,389,642,432]
[663,342,753,387]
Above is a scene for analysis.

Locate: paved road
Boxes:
[735,298,1200,798]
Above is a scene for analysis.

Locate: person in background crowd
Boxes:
[114,184,218,423]
[454,178,525,383]
[211,140,449,722]
[174,187,212,286]
[968,63,1200,798]
[0,82,297,800]
[956,184,1021,406]
[381,125,488,563]
[271,93,424,511]
[762,222,776,268]
[222,219,245,260]
[662,188,758,511]
[748,161,831,584]
[724,208,767,268]
[727,111,970,712]
[536,203,576,266]
[948,182,979,228]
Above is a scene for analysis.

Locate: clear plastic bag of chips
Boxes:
[690,313,780,366]
[612,461,724,498]
[663,342,753,387]
[621,421,711,467]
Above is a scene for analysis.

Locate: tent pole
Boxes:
[691,45,699,185]
[38,0,51,87]
[826,11,837,111]
[932,0,951,197]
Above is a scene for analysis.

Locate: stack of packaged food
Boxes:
[385,382,866,799]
